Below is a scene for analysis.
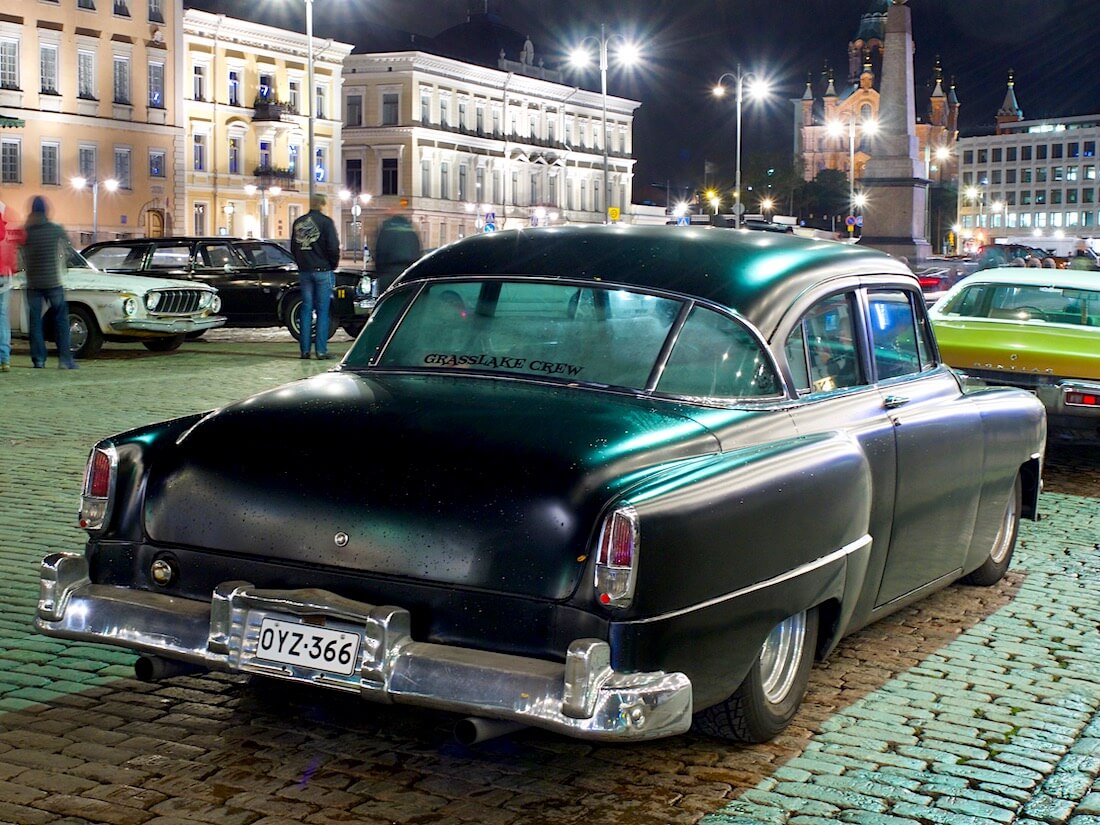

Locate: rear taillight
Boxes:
[594,505,639,609]
[79,443,117,531]
[1065,390,1099,408]
[917,275,943,288]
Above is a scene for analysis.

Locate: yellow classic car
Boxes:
[930,267,1100,441]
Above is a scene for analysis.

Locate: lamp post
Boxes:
[71,176,119,243]
[570,27,639,224]
[304,0,315,204]
[713,67,770,229]
[826,114,878,217]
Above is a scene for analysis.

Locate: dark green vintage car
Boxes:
[37,226,1046,743]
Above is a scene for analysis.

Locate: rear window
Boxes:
[84,244,146,269]
[940,283,1100,326]
[350,280,779,398]
[235,241,294,267]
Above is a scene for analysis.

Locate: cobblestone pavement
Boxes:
[0,332,1097,825]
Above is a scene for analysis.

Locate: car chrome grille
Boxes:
[151,289,207,315]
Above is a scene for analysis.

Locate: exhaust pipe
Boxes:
[453,717,528,746]
[134,655,206,682]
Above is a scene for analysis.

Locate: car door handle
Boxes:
[883,394,909,409]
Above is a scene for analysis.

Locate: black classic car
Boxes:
[37,227,1046,744]
[80,237,371,339]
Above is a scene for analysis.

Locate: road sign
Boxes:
[855,216,864,227]
[484,211,496,224]
[676,216,690,226]
[845,215,857,227]
[608,206,621,222]
[483,222,496,233]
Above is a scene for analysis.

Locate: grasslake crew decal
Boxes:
[425,353,583,376]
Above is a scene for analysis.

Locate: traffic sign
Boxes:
[608,206,621,222]
[845,215,857,227]
[484,211,496,224]
[676,216,690,226]
[855,216,864,227]
[483,222,496,233]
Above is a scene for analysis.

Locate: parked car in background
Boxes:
[931,267,1100,441]
[80,237,371,340]
[976,243,1066,270]
[8,248,224,358]
[38,227,1045,745]
[913,255,978,305]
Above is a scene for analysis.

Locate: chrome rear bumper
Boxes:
[37,553,692,741]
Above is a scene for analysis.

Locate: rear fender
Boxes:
[604,432,874,706]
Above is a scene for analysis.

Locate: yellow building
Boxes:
[182,10,352,242]
[0,0,181,242]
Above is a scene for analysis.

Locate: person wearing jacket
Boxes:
[22,196,77,369]
[290,193,341,360]
[0,200,18,372]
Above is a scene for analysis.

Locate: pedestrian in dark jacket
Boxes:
[290,194,341,360]
[22,196,77,369]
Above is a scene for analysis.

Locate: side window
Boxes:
[658,306,780,399]
[787,292,861,394]
[148,244,193,270]
[197,243,240,268]
[84,244,145,269]
[867,290,926,379]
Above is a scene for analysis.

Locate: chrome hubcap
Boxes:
[69,316,88,353]
[989,486,1018,564]
[759,611,807,705]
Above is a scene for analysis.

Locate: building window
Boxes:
[259,140,271,169]
[1068,142,1079,159]
[258,71,274,101]
[228,69,241,106]
[1006,147,1017,162]
[193,203,206,235]
[346,93,363,126]
[345,158,362,192]
[149,149,165,178]
[512,171,520,206]
[78,51,95,98]
[315,83,325,119]
[440,162,449,199]
[314,147,326,182]
[289,144,299,177]
[1084,142,1096,158]
[476,105,484,133]
[420,159,430,197]
[382,158,398,195]
[458,164,467,202]
[228,137,241,175]
[113,0,130,16]
[439,95,449,127]
[193,134,206,171]
[381,92,398,126]
[530,172,539,204]
[1067,166,1079,182]
[1036,145,1047,161]
[991,148,1002,163]
[288,79,300,113]
[78,0,95,8]
[40,45,59,94]
[192,64,206,101]
[475,167,484,203]
[114,148,131,188]
[1051,144,1063,160]
[0,40,18,90]
[458,99,467,129]
[113,56,131,104]
[79,146,96,179]
[41,142,59,186]
[148,62,164,108]
[148,0,164,23]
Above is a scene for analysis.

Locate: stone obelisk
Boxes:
[860,0,931,262]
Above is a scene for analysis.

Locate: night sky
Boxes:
[189,0,1096,201]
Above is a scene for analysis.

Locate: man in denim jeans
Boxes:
[290,194,341,360]
[22,196,77,370]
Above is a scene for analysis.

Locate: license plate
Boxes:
[256,617,361,676]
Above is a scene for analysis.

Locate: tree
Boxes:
[801,169,849,227]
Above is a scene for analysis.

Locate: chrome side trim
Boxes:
[37,553,692,742]
[625,534,873,626]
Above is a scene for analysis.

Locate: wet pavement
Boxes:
[0,331,1097,825]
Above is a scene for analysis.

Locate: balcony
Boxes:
[252,166,299,191]
[252,96,295,125]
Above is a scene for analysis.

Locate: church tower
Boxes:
[995,70,1024,134]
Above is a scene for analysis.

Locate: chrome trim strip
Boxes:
[36,553,692,742]
[625,534,873,626]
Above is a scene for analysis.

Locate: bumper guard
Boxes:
[37,553,692,741]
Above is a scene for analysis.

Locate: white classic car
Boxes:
[8,249,226,358]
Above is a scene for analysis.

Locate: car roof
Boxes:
[951,267,1100,291]
[403,225,913,333]
[83,237,271,247]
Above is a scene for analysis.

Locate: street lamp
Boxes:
[713,67,770,229]
[302,0,316,204]
[826,114,878,215]
[71,176,119,243]
[570,26,640,224]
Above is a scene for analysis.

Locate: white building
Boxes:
[956,80,1100,249]
[340,50,640,252]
